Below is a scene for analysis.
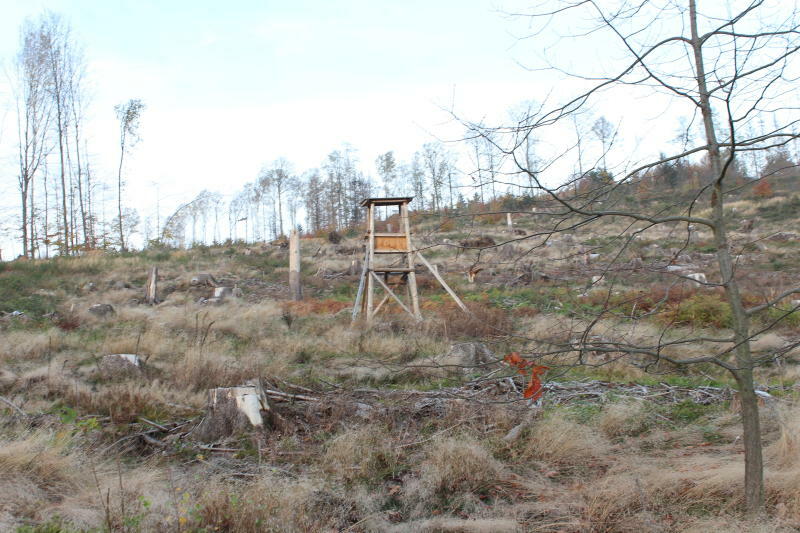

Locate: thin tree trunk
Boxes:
[73,119,89,249]
[20,185,29,258]
[117,131,126,251]
[690,0,763,514]
[277,186,284,237]
[56,103,69,255]
[30,173,36,258]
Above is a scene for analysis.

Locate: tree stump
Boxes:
[88,303,115,317]
[191,273,218,287]
[213,286,233,299]
[98,353,142,379]
[195,385,270,442]
[435,342,499,376]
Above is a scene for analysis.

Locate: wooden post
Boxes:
[289,230,302,301]
[352,248,368,322]
[366,204,375,319]
[145,266,158,305]
[402,202,422,319]
[506,212,513,231]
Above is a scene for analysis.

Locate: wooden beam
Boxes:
[366,204,375,321]
[372,294,390,316]
[401,202,422,319]
[371,272,415,317]
[351,248,368,322]
[417,252,468,312]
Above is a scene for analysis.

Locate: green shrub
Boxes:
[760,306,800,330]
[667,293,732,328]
[669,400,715,424]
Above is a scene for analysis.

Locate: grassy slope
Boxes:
[1,187,800,531]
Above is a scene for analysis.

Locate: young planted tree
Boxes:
[469,0,800,515]
[114,98,144,251]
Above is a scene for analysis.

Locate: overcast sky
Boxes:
[0,0,555,230]
[3,0,790,255]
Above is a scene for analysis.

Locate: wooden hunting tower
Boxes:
[352,197,467,323]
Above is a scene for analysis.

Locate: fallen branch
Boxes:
[141,434,168,448]
[198,445,240,453]
[138,417,169,432]
[0,395,27,418]
[262,388,318,402]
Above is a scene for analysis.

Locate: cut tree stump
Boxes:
[195,385,271,442]
[191,273,218,287]
[436,342,499,376]
[88,303,115,317]
[99,353,143,379]
[213,286,233,299]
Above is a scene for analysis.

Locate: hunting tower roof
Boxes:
[359,197,414,207]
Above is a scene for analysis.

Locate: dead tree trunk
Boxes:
[144,266,158,305]
[289,229,302,301]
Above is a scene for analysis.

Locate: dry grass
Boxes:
[187,475,366,532]
[322,425,400,484]
[52,380,177,423]
[515,414,610,466]
[4,235,800,530]
[0,329,63,362]
[597,401,650,438]
[415,436,506,497]
[583,457,742,530]
[173,348,264,392]
[0,431,101,528]
[412,517,521,532]
[768,403,800,468]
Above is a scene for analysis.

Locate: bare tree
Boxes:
[591,116,615,170]
[421,142,452,211]
[260,158,293,237]
[68,55,89,249]
[470,0,800,515]
[38,13,82,255]
[114,98,144,251]
[303,169,325,233]
[376,151,398,197]
[14,18,53,258]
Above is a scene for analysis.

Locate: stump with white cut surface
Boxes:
[195,385,271,442]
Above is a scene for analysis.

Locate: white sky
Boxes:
[0,0,570,254]
[1,0,792,255]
